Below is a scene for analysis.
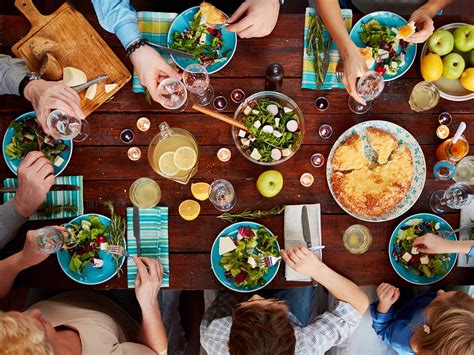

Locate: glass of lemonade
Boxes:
[148,122,199,185]
[129,178,161,208]
[408,81,440,112]
[343,224,372,254]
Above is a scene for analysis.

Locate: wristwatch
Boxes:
[19,72,41,98]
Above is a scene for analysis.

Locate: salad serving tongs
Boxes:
[438,223,474,239]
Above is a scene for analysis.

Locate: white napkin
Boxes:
[458,200,474,267]
[284,204,322,281]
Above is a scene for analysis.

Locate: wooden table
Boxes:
[1,10,473,290]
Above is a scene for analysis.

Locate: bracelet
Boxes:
[126,39,148,56]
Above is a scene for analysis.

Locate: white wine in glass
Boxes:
[47,110,90,142]
[183,63,214,106]
[348,71,385,114]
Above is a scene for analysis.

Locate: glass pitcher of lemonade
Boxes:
[148,122,199,184]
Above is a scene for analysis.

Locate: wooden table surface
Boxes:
[0,10,473,290]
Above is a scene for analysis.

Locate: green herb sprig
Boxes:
[36,204,77,217]
[218,206,285,224]
[306,14,326,87]
[105,201,126,277]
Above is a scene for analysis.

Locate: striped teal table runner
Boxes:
[126,206,170,288]
[3,176,83,220]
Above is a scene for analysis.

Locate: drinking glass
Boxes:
[129,178,161,208]
[33,226,77,255]
[433,161,455,181]
[343,224,372,254]
[209,179,236,212]
[408,81,440,112]
[430,182,473,214]
[348,71,385,114]
[157,78,188,112]
[454,156,474,185]
[47,110,90,142]
[183,64,214,106]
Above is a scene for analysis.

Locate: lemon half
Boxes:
[179,200,201,221]
[191,182,210,201]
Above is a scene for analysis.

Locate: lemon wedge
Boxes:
[173,146,197,171]
[159,151,179,177]
[191,182,210,201]
[179,200,201,221]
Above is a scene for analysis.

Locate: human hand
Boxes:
[227,0,280,38]
[134,257,163,312]
[14,151,55,218]
[280,246,322,278]
[130,45,180,103]
[23,79,84,138]
[406,8,435,44]
[19,227,65,268]
[342,46,369,105]
[376,283,400,313]
[413,233,452,254]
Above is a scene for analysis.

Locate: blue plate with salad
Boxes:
[210,221,280,293]
[389,213,457,285]
[2,112,72,176]
[57,214,126,285]
[167,6,237,74]
[350,11,417,81]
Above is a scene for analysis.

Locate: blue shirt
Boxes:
[370,292,437,355]
[91,0,141,49]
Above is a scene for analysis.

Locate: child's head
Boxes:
[413,290,474,355]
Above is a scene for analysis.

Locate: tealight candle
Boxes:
[231,89,245,103]
[127,147,141,161]
[217,147,231,162]
[310,153,325,168]
[314,97,329,111]
[438,112,452,126]
[136,117,151,131]
[300,172,314,187]
[436,125,450,139]
[319,124,333,139]
[213,96,228,111]
[120,129,135,144]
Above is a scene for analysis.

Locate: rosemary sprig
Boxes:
[105,201,126,277]
[36,204,77,217]
[306,14,327,87]
[218,205,285,224]
[144,87,152,105]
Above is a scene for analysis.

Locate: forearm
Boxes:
[445,240,474,255]
[138,302,168,354]
[418,0,453,18]
[310,263,369,314]
[0,200,27,249]
[0,253,25,300]
[0,55,29,96]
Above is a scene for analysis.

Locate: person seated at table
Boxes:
[0,228,169,354]
[0,151,55,249]
[91,0,281,103]
[371,282,474,354]
[0,54,84,136]
[200,246,369,354]
[315,0,452,104]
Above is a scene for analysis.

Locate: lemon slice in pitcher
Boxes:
[159,151,179,177]
[173,146,197,171]
[191,182,210,201]
[179,200,201,221]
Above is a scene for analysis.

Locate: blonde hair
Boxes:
[0,311,53,355]
[413,291,474,355]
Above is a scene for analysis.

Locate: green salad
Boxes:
[65,216,109,274]
[170,12,230,67]
[237,99,302,163]
[6,117,68,165]
[393,218,451,278]
[220,226,279,288]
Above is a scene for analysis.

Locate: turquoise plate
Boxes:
[210,221,280,293]
[167,6,237,74]
[350,11,417,81]
[2,112,73,177]
[57,214,126,286]
[389,213,457,285]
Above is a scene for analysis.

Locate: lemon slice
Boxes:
[173,146,197,171]
[191,182,210,201]
[178,200,200,221]
[159,151,179,177]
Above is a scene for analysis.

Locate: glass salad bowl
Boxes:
[232,91,305,166]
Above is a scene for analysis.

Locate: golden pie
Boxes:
[331,129,413,218]
[331,134,369,171]
[199,2,226,26]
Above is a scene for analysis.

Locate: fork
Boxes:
[105,245,170,274]
[437,223,474,239]
[335,59,344,83]
[254,255,281,268]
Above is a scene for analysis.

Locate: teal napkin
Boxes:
[126,206,170,288]
[3,176,83,220]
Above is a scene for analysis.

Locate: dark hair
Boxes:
[228,300,296,355]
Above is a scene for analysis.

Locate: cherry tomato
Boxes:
[375,66,386,75]
[96,235,107,245]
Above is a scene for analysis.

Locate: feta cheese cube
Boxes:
[241,138,250,147]
[238,129,247,138]
[253,120,262,129]
[250,148,262,161]
[378,49,389,60]
[420,255,430,265]
[273,130,283,138]
[275,117,280,126]
[53,155,64,167]
[92,258,104,268]
[251,109,260,115]
[243,106,252,115]
[411,247,419,255]
[100,242,109,251]
[199,32,207,44]
[219,236,237,255]
[402,252,412,262]
[249,135,256,142]
[283,106,293,113]
[247,256,257,268]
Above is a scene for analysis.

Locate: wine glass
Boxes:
[183,64,214,106]
[156,78,188,112]
[47,110,90,142]
[208,179,236,212]
[348,71,385,114]
[430,182,473,214]
[33,226,77,255]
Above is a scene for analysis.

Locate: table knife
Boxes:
[133,207,141,257]
[302,205,312,248]
[147,41,195,59]
[0,184,80,193]
[72,75,108,93]
[317,36,332,89]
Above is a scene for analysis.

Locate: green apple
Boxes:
[469,49,474,66]
[453,25,474,52]
[428,29,454,56]
[256,170,283,198]
[442,53,465,80]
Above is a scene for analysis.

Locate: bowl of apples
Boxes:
[420,23,474,101]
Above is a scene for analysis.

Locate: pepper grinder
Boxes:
[265,63,284,91]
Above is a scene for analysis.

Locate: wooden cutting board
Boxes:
[12,0,131,118]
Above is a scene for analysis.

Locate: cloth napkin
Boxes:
[284,204,322,281]
[2,176,83,220]
[132,11,178,93]
[458,201,474,267]
[302,8,353,90]
[126,206,170,288]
